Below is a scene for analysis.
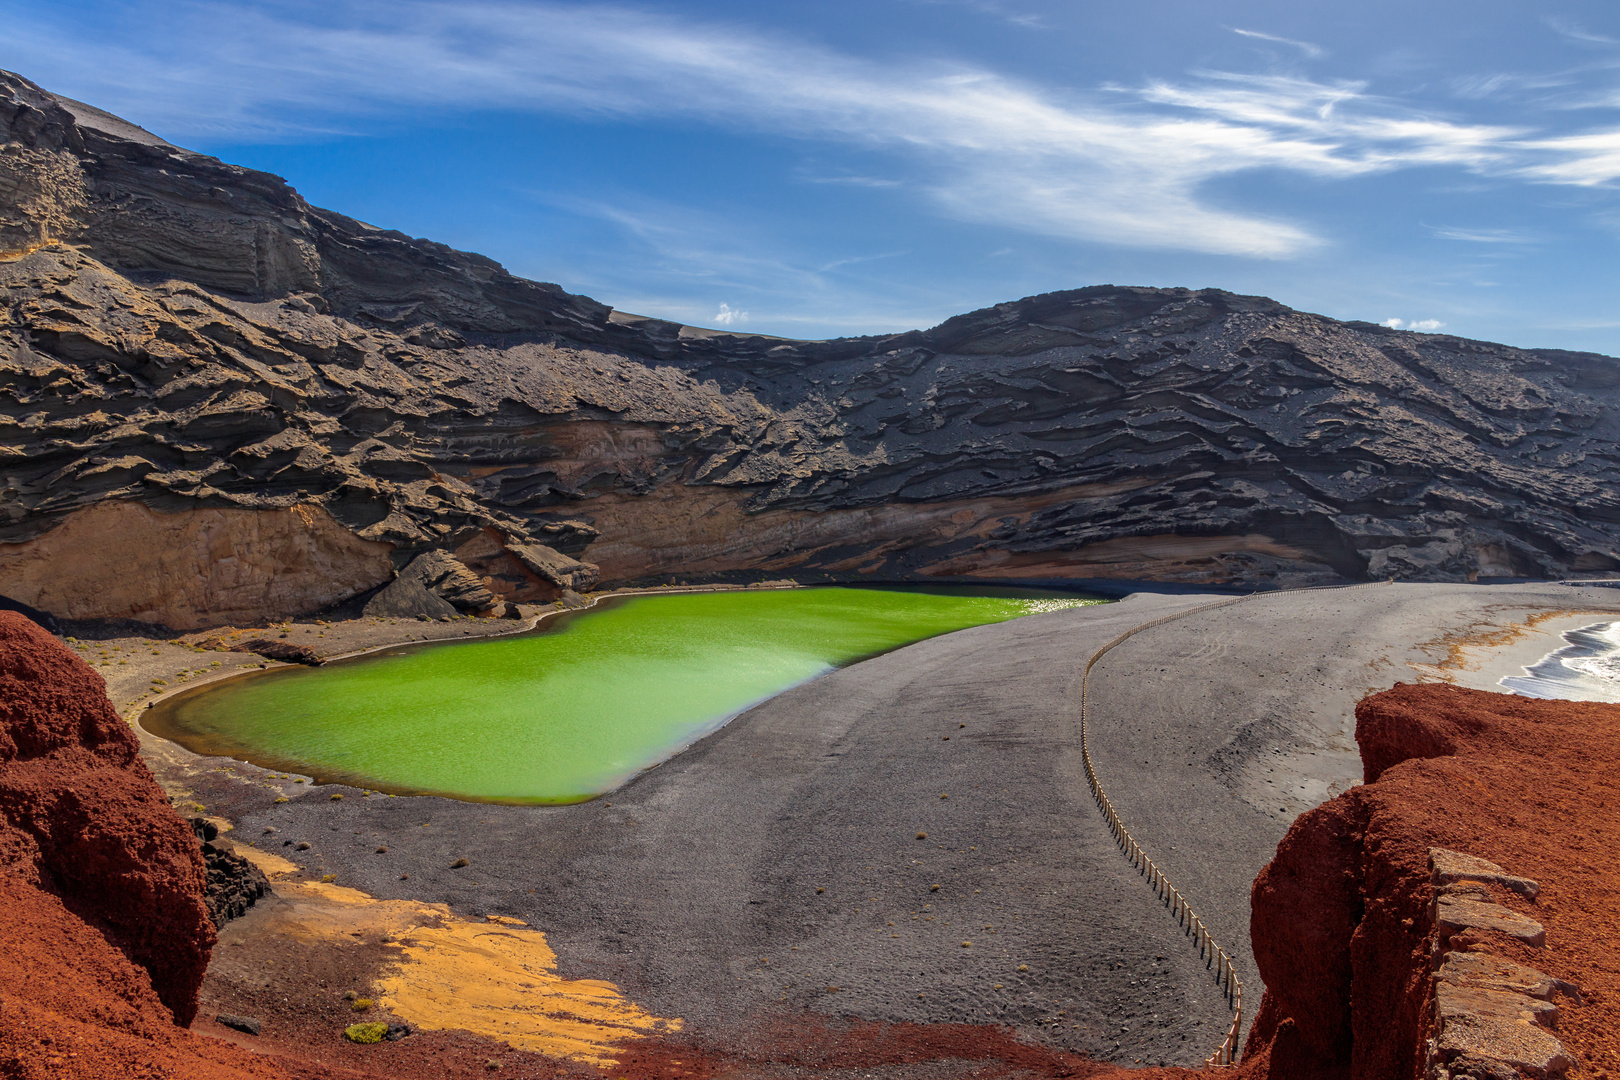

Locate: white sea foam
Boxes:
[1500,621,1620,703]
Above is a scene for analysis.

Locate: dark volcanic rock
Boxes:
[506,541,600,592]
[395,550,498,613]
[188,817,272,927]
[362,573,458,620]
[232,638,323,666]
[214,1013,262,1036]
[3,66,1619,627]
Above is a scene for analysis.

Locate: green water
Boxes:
[147,586,1103,804]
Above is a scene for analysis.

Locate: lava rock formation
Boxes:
[188,816,272,927]
[1240,683,1619,1078]
[0,609,214,1024]
[4,67,1620,628]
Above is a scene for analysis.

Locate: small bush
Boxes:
[350,997,373,1012]
[344,1022,388,1044]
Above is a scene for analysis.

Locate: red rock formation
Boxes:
[0,609,215,1023]
[1240,683,1620,1079]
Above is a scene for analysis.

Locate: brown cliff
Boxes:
[1240,684,1620,1079]
[6,68,1620,628]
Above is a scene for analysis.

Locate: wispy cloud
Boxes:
[1514,129,1620,184]
[817,251,908,272]
[1544,16,1619,46]
[1426,225,1536,244]
[525,191,947,332]
[1383,317,1445,331]
[799,173,904,188]
[9,1,1620,262]
[902,0,1046,30]
[1232,28,1325,60]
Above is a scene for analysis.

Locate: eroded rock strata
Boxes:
[5,68,1620,627]
[1239,683,1619,1079]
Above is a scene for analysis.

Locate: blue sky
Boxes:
[8,2,1620,352]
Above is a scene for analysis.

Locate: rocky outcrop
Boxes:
[224,637,319,665]
[1239,684,1619,1080]
[1428,851,1577,1080]
[392,550,498,613]
[188,817,272,927]
[0,609,214,1024]
[506,540,600,593]
[6,67,1620,627]
[362,572,458,620]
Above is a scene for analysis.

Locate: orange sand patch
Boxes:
[233,848,679,1066]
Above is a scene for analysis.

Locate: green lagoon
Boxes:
[146,586,1103,803]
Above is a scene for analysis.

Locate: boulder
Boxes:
[396,550,498,613]
[215,1014,262,1036]
[232,638,323,666]
[188,818,272,927]
[507,542,600,593]
[362,573,458,620]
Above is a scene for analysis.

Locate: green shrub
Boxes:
[344,1022,388,1044]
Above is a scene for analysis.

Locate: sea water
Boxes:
[1500,622,1620,703]
[146,586,1103,803]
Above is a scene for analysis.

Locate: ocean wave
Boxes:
[1500,621,1620,703]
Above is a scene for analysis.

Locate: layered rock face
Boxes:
[5,67,1620,626]
[1239,683,1620,1079]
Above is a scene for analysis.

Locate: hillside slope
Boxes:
[4,69,1619,627]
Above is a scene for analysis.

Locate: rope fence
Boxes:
[1076,581,1391,1068]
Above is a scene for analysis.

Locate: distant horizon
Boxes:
[6,1,1620,353]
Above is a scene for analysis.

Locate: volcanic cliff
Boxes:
[1237,683,1619,1079]
[5,68,1620,629]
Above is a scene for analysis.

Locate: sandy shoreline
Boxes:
[1407,607,1620,693]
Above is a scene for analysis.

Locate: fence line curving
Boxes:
[1077,581,1391,1068]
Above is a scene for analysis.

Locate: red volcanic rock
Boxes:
[1240,683,1620,1079]
[0,610,214,1024]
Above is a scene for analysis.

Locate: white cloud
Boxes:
[1427,226,1535,244]
[713,302,748,326]
[1383,317,1445,331]
[1544,16,1619,46]
[800,174,904,188]
[1514,129,1620,185]
[8,1,1620,260]
[1232,28,1325,60]
[902,0,1046,30]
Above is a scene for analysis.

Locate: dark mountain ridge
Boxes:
[3,67,1618,628]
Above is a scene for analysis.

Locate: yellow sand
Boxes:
[376,919,678,1065]
[231,846,678,1065]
